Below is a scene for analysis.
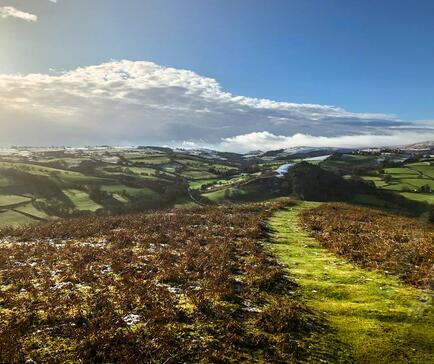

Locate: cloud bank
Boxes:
[0,60,432,151]
[219,131,434,153]
[0,6,37,22]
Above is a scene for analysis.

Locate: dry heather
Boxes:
[300,203,434,289]
[0,199,314,363]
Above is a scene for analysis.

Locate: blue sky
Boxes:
[0,0,433,150]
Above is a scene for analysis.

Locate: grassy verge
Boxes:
[300,203,433,288]
[268,203,434,363]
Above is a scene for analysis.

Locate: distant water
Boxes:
[275,163,294,177]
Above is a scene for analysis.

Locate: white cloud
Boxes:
[219,131,434,153]
[0,60,432,150]
[0,6,37,22]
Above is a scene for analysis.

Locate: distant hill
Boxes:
[399,141,434,153]
[256,147,353,161]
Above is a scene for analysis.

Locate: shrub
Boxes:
[300,203,434,288]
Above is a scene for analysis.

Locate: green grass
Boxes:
[0,176,11,188]
[381,178,434,192]
[111,193,129,203]
[15,203,50,220]
[0,194,31,207]
[202,187,247,202]
[127,167,158,176]
[173,158,208,168]
[401,192,434,204]
[129,156,171,165]
[180,170,217,180]
[209,163,235,172]
[64,189,102,212]
[407,164,434,178]
[361,176,388,187]
[352,194,390,207]
[384,167,419,175]
[189,179,219,189]
[382,182,414,191]
[344,154,378,161]
[0,210,37,227]
[400,178,434,189]
[371,162,434,199]
[202,188,233,202]
[386,173,418,179]
[60,174,111,185]
[268,203,434,363]
[101,184,159,199]
[0,161,74,177]
[0,162,107,185]
[189,176,249,190]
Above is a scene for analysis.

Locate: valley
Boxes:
[0,143,433,228]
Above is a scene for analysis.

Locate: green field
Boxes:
[0,194,31,207]
[361,176,388,187]
[64,189,102,212]
[0,149,433,227]
[101,184,159,198]
[129,156,171,165]
[190,174,251,191]
[0,177,10,187]
[363,162,434,203]
[189,179,219,190]
[400,192,434,204]
[14,204,50,220]
[0,210,37,227]
[407,162,434,178]
[126,166,158,176]
[180,170,217,180]
[0,161,107,185]
[384,167,419,175]
[203,187,248,202]
[0,147,212,220]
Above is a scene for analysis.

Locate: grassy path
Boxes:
[268,202,434,363]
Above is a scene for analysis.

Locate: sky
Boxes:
[0,0,433,151]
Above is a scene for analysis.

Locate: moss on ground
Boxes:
[268,202,434,363]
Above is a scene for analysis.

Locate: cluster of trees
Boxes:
[287,162,363,201]
[418,185,432,193]
[207,166,239,178]
[284,163,429,215]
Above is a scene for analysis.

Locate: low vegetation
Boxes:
[270,203,434,363]
[300,203,434,288]
[0,199,318,363]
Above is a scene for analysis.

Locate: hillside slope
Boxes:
[0,200,318,363]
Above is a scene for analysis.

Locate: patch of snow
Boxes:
[242,301,262,313]
[275,163,294,177]
[123,314,141,326]
[303,155,331,161]
[51,282,74,291]
[100,265,112,275]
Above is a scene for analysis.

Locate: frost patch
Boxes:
[123,314,141,326]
